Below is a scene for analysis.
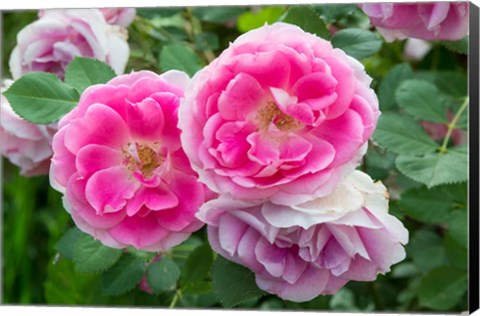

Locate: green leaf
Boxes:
[180,244,214,288]
[313,4,358,23]
[195,32,219,51]
[444,234,467,270]
[441,37,468,55]
[330,288,359,311]
[396,148,468,188]
[73,235,123,274]
[212,256,264,307]
[448,210,468,248]
[146,257,180,294]
[407,230,448,273]
[378,63,413,110]
[181,281,213,295]
[3,72,79,124]
[64,57,116,94]
[434,71,468,98]
[280,6,330,39]
[192,6,247,24]
[373,113,438,155]
[160,43,203,77]
[396,80,447,123]
[392,262,419,279]
[237,6,285,33]
[331,28,382,60]
[55,227,84,260]
[399,185,459,224]
[101,255,145,296]
[418,266,467,310]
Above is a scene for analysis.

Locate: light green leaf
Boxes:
[4,72,79,124]
[180,244,214,288]
[332,28,382,60]
[280,6,330,39]
[378,63,413,110]
[55,227,84,260]
[237,6,285,33]
[441,37,468,55]
[64,57,116,94]
[373,113,438,155]
[212,256,264,307]
[396,148,468,188]
[392,262,419,279]
[146,257,180,294]
[396,80,447,123]
[160,43,203,76]
[419,266,467,310]
[73,235,123,274]
[101,255,145,296]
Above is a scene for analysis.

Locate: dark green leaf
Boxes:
[237,6,285,33]
[434,71,468,98]
[55,227,84,260]
[195,32,219,51]
[396,148,468,188]
[4,72,79,124]
[146,257,180,294]
[212,256,264,307]
[101,255,145,296]
[378,63,413,110]
[137,8,183,19]
[73,235,123,274]
[407,230,447,273]
[330,288,359,311]
[64,57,116,94]
[160,43,203,76]
[332,28,382,60]
[441,37,468,55]
[399,185,458,224]
[181,281,213,295]
[448,210,468,248]
[180,244,214,287]
[373,113,438,155]
[444,234,467,270]
[313,4,358,23]
[419,266,467,310]
[280,6,330,39]
[396,80,447,123]
[192,6,247,24]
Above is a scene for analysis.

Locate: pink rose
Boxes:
[99,8,136,27]
[359,2,469,41]
[10,9,130,80]
[197,171,408,302]
[0,80,56,176]
[179,23,379,205]
[50,70,210,251]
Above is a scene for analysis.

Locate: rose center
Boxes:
[256,101,302,132]
[122,142,163,178]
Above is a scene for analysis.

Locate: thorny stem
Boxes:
[169,289,182,309]
[439,97,469,153]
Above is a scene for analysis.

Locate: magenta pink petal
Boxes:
[75,144,123,178]
[247,132,280,165]
[126,97,164,141]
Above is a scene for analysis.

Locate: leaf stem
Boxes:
[169,289,182,309]
[439,97,469,153]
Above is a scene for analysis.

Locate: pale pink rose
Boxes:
[179,22,380,205]
[10,9,130,80]
[0,80,56,176]
[359,2,469,42]
[197,171,408,302]
[50,70,210,251]
[99,8,136,27]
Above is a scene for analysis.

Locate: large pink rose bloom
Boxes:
[10,9,129,80]
[50,71,209,251]
[1,80,56,176]
[197,171,408,302]
[359,2,469,41]
[179,23,379,205]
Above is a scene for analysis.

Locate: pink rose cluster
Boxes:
[359,2,469,42]
[178,23,408,301]
[2,8,134,176]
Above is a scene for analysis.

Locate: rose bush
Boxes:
[50,70,210,251]
[359,2,469,41]
[10,9,129,79]
[197,170,408,302]
[179,22,379,205]
[0,80,56,176]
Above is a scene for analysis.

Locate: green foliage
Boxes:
[408,230,448,273]
[65,57,117,93]
[192,6,247,24]
[212,256,264,307]
[418,267,467,310]
[73,235,123,274]
[332,28,382,60]
[101,255,146,296]
[159,43,203,76]
[180,244,214,292]
[280,6,330,39]
[146,257,181,294]
[4,72,79,124]
[441,37,468,55]
[55,227,83,260]
[378,63,413,110]
[237,6,285,33]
